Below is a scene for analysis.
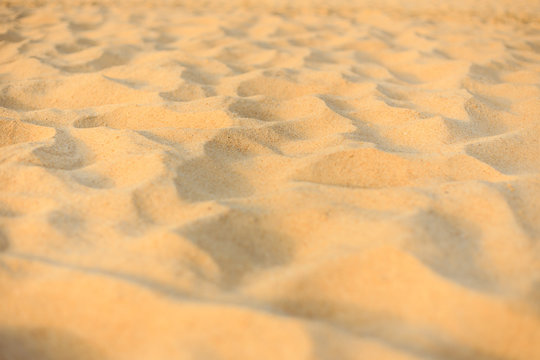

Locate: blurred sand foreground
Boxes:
[0,0,539,359]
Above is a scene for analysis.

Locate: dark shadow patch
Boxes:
[136,131,189,154]
[0,30,24,43]
[6,252,192,301]
[128,13,146,25]
[71,170,115,189]
[47,210,86,238]
[279,299,509,360]
[510,52,539,64]
[159,83,214,102]
[465,131,540,175]
[376,84,409,102]
[236,75,303,99]
[58,46,138,73]
[68,20,104,32]
[527,41,540,53]
[102,75,146,89]
[228,98,279,121]
[72,116,104,129]
[494,180,540,241]
[0,326,106,360]
[204,127,284,158]
[14,9,33,21]
[55,38,98,54]
[0,93,35,111]
[318,94,367,121]
[404,209,493,291]
[432,48,452,59]
[0,204,19,218]
[181,68,217,85]
[526,281,540,317]
[219,26,247,37]
[368,28,395,42]
[468,64,501,83]
[388,69,421,84]
[177,207,293,287]
[0,228,9,252]
[174,127,265,201]
[174,156,253,202]
[145,31,177,51]
[428,115,477,143]
[305,49,336,64]
[32,129,91,170]
[463,97,508,136]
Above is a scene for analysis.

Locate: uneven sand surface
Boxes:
[1,1,540,359]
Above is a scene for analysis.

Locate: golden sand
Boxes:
[0,0,539,359]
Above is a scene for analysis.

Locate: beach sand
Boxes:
[0,0,539,359]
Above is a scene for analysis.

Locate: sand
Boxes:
[0,0,539,359]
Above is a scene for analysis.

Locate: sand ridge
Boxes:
[0,1,539,359]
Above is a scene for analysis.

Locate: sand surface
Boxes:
[1,0,540,359]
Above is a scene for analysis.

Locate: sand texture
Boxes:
[0,0,540,359]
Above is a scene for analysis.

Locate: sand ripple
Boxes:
[0,1,539,359]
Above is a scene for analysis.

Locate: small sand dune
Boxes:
[0,0,539,359]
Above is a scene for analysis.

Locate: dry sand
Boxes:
[1,0,540,359]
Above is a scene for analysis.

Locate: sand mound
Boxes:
[0,0,539,359]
